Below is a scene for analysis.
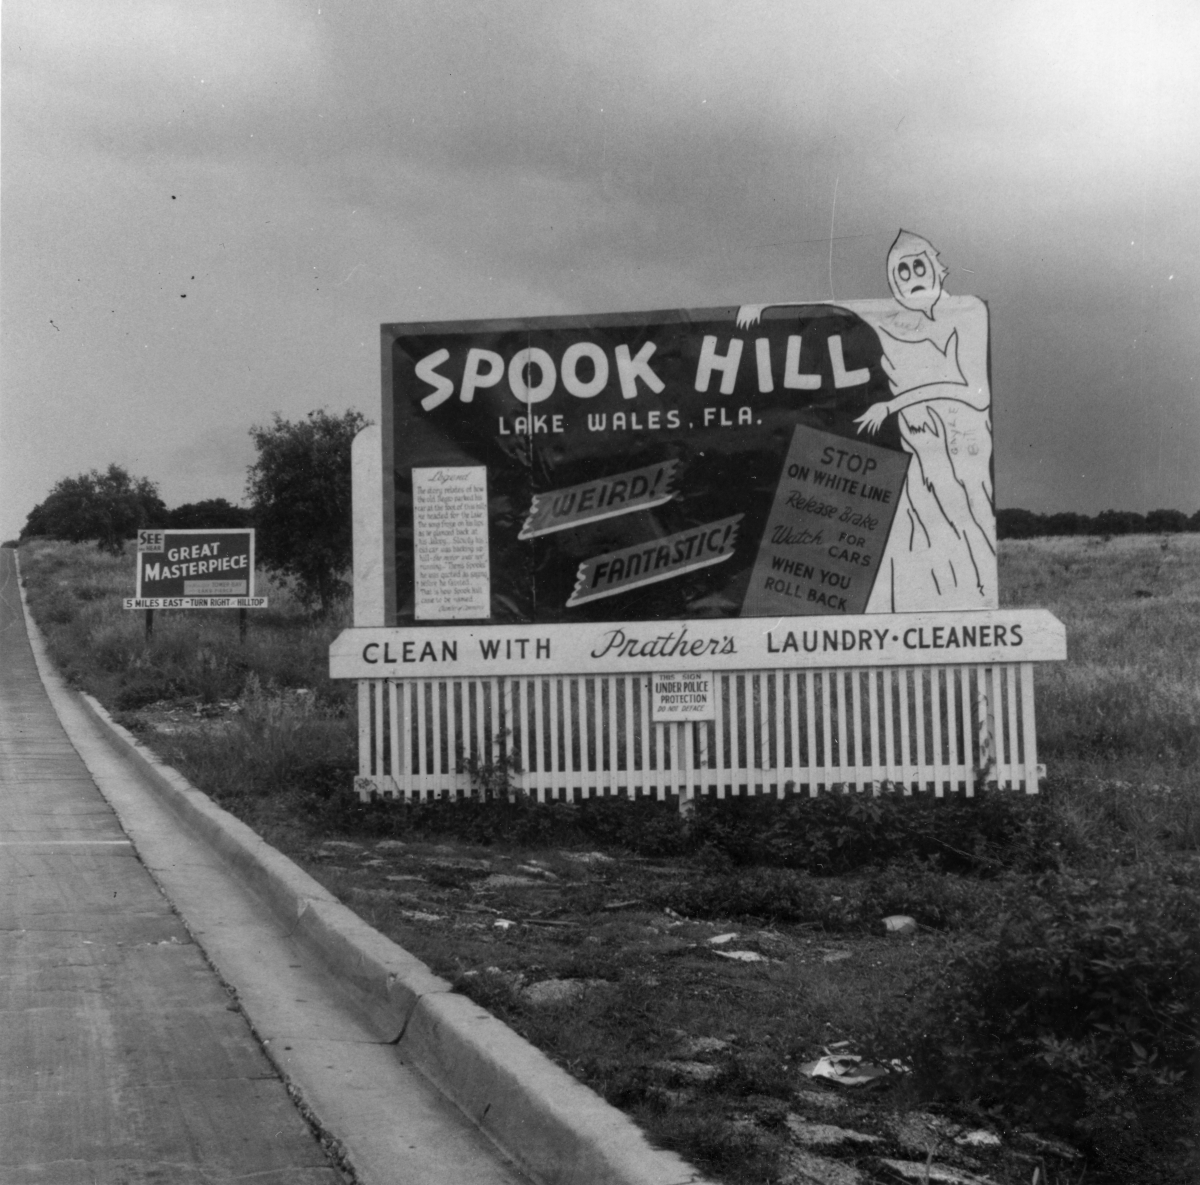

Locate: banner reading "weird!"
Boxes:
[519,460,677,539]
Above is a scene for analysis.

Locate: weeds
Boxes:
[457,730,524,802]
[1048,775,1200,863]
[646,859,998,930]
[18,538,353,713]
[871,861,1200,1169]
[149,676,356,808]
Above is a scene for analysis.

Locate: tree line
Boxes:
[17,409,1198,612]
[997,507,1200,539]
[20,468,254,548]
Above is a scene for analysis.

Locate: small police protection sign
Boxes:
[125,528,266,609]
[651,671,716,721]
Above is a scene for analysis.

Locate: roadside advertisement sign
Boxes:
[334,235,1064,802]
[123,528,266,609]
[381,246,994,631]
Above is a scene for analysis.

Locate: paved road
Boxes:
[0,546,345,1184]
[1,547,533,1185]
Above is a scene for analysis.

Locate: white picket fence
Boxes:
[353,661,1042,804]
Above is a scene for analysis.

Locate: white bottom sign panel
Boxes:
[124,597,269,609]
[651,671,716,721]
[330,609,1065,679]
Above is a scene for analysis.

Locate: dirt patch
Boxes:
[249,832,1052,1185]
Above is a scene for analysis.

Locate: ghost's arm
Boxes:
[857,379,988,434]
[856,322,989,435]
[878,381,990,415]
[735,302,808,330]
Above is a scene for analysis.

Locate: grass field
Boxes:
[1003,534,1200,777]
[15,534,1200,1185]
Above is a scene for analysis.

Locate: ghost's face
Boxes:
[888,249,942,317]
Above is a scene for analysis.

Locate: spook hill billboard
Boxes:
[381,233,995,628]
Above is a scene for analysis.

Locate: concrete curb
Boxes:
[16,566,712,1185]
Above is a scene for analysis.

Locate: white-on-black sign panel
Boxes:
[382,294,993,626]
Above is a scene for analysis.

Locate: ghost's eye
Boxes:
[913,258,927,277]
[898,263,911,282]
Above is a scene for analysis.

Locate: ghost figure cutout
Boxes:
[886,229,946,320]
[857,230,995,612]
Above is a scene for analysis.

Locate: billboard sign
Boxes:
[379,232,995,631]
[124,528,266,609]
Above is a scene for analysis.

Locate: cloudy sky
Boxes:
[3,0,1197,541]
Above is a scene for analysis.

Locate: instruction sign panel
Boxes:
[379,232,995,628]
[741,426,910,616]
[133,528,256,600]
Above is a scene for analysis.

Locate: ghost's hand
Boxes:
[735,304,767,330]
[855,402,892,435]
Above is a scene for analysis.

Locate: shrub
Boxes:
[648,867,848,925]
[90,624,142,674]
[688,790,1066,875]
[575,797,692,857]
[1048,775,1200,864]
[115,672,179,710]
[875,861,1200,1156]
[246,409,368,614]
[646,861,995,929]
[37,588,79,626]
[166,499,252,529]
[854,858,997,929]
[21,464,166,553]
[272,784,1072,875]
[158,676,356,805]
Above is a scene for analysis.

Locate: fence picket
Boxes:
[929,669,943,796]
[636,676,649,791]
[880,670,893,789]
[897,669,912,792]
[945,668,962,793]
[958,666,975,795]
[727,675,741,792]
[714,674,728,797]
[1020,662,1039,793]
[863,670,877,791]
[607,676,619,795]
[1005,663,1020,790]
[772,670,784,795]
[741,674,754,792]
